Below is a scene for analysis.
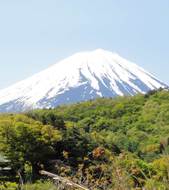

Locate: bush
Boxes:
[23,181,57,190]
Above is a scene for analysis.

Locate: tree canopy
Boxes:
[1,89,169,189]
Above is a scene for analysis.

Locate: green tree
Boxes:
[0,115,62,178]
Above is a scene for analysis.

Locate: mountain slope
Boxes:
[0,49,167,112]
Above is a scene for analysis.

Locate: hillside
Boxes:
[1,89,169,189]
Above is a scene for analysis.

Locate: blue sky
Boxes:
[0,0,169,89]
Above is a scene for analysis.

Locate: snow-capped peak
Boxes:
[0,49,167,112]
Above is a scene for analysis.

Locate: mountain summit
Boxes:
[0,49,167,112]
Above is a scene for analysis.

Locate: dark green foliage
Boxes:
[27,110,65,130]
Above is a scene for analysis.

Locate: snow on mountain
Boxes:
[0,49,167,112]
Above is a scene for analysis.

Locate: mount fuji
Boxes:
[0,49,167,112]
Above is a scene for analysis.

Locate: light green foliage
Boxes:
[0,181,57,190]
[0,182,18,190]
[22,181,58,190]
[0,114,62,176]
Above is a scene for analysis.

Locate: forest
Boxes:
[1,89,169,189]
